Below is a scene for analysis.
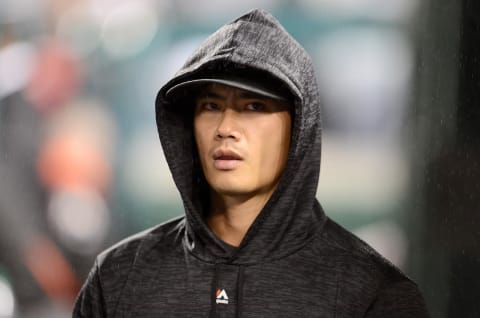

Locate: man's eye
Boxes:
[202,102,220,111]
[245,102,265,111]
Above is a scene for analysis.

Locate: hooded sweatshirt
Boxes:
[73,9,429,318]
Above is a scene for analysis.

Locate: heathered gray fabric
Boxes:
[73,9,429,317]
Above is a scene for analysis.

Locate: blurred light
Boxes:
[46,98,117,158]
[25,40,82,112]
[149,36,205,95]
[0,0,46,23]
[23,236,80,300]
[314,28,413,135]
[317,135,409,214]
[101,1,159,59]
[0,277,14,317]
[56,4,102,58]
[354,221,408,268]
[174,0,279,23]
[37,99,115,192]
[299,0,419,22]
[122,130,180,205]
[89,0,170,26]
[37,132,111,192]
[0,42,35,99]
[47,188,110,254]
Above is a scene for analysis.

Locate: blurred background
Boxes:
[0,0,478,317]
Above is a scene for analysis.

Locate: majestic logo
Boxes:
[216,289,229,304]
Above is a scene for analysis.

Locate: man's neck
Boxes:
[207,189,274,247]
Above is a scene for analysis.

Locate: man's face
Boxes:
[193,83,292,198]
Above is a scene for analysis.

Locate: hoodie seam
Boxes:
[235,19,278,31]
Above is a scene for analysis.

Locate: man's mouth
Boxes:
[212,149,243,170]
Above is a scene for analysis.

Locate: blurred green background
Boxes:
[0,0,479,317]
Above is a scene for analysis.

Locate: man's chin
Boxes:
[214,187,252,197]
[210,183,256,198]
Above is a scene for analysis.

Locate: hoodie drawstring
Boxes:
[236,265,245,318]
[210,263,245,318]
[210,263,219,318]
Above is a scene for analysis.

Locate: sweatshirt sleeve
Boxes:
[365,280,429,318]
[72,259,107,318]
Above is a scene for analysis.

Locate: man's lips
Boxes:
[212,149,243,170]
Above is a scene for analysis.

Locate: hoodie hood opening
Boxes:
[155,9,325,264]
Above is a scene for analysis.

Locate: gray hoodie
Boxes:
[73,9,429,317]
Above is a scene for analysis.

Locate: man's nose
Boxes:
[215,108,240,140]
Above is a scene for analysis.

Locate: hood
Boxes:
[155,9,326,264]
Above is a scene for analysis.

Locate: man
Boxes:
[73,9,429,317]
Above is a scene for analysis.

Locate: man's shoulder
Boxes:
[96,215,186,270]
[316,218,411,282]
[311,218,428,317]
[73,216,187,315]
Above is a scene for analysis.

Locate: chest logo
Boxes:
[216,289,229,304]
